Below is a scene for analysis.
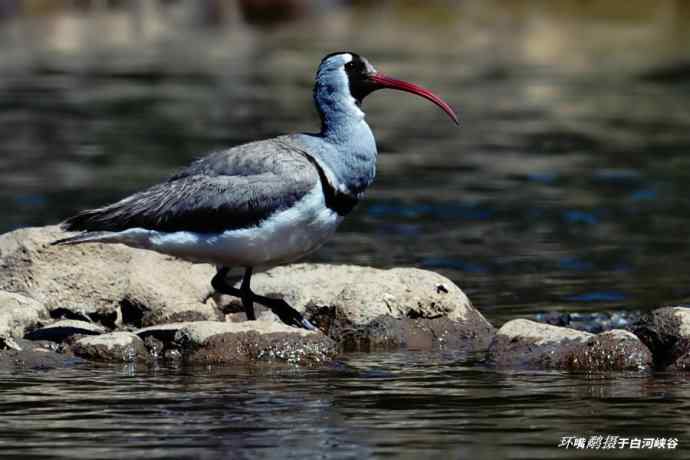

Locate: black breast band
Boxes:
[303,155,359,216]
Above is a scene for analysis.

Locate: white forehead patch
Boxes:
[325,53,352,67]
[317,53,355,77]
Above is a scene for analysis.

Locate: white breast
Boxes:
[123,183,343,268]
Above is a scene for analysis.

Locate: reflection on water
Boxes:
[1,2,690,457]
[1,354,689,459]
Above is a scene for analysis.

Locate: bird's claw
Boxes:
[251,294,317,331]
[274,306,318,331]
[299,317,318,331]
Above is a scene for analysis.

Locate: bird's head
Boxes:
[315,51,458,125]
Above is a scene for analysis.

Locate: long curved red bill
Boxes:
[369,73,459,125]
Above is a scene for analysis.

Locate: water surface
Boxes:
[1,1,690,458]
[1,353,689,459]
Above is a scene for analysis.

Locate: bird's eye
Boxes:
[345,61,354,70]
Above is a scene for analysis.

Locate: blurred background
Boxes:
[1,0,690,323]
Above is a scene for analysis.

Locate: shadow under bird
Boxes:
[53,52,458,330]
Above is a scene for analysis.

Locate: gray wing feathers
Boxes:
[172,136,299,180]
[63,138,318,234]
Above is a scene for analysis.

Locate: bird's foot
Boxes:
[211,269,316,331]
[252,293,317,331]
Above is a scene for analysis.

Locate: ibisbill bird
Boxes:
[53,52,458,330]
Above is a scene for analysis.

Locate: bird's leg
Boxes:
[210,266,242,297]
[240,267,256,321]
[211,266,257,321]
[210,266,315,330]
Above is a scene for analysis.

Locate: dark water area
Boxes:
[1,1,690,458]
[2,354,690,460]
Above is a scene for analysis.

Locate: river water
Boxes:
[1,1,690,458]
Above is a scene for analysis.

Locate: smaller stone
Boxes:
[143,336,164,360]
[72,332,148,363]
[174,321,336,366]
[488,319,592,369]
[0,336,22,351]
[634,306,690,369]
[163,349,182,361]
[489,320,652,371]
[23,339,60,353]
[0,340,84,370]
[0,291,47,340]
[669,351,690,371]
[135,322,196,343]
[24,320,105,343]
[565,330,653,371]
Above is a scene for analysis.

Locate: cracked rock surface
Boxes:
[489,319,653,371]
[71,332,148,363]
[0,226,221,329]
[0,226,492,367]
[634,306,690,370]
[222,264,495,352]
[174,321,337,366]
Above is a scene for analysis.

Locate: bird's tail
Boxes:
[51,231,116,246]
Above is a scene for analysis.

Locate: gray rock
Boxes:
[224,264,494,352]
[135,322,197,343]
[488,319,592,368]
[0,290,48,341]
[634,306,690,370]
[24,319,105,342]
[566,330,653,371]
[164,348,182,361]
[488,319,652,370]
[0,349,83,370]
[222,264,380,313]
[0,338,83,370]
[135,323,197,360]
[670,351,690,371]
[0,226,493,357]
[0,336,22,351]
[329,268,494,351]
[71,332,148,362]
[124,251,223,326]
[143,336,164,360]
[174,321,337,366]
[0,226,222,329]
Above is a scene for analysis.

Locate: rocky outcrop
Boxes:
[565,330,652,371]
[0,338,84,370]
[0,290,48,341]
[634,306,690,370]
[24,319,105,342]
[488,319,592,368]
[131,321,336,364]
[0,226,222,328]
[173,321,336,366]
[223,264,495,352]
[488,319,652,371]
[71,332,148,363]
[0,225,492,366]
[136,322,196,343]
